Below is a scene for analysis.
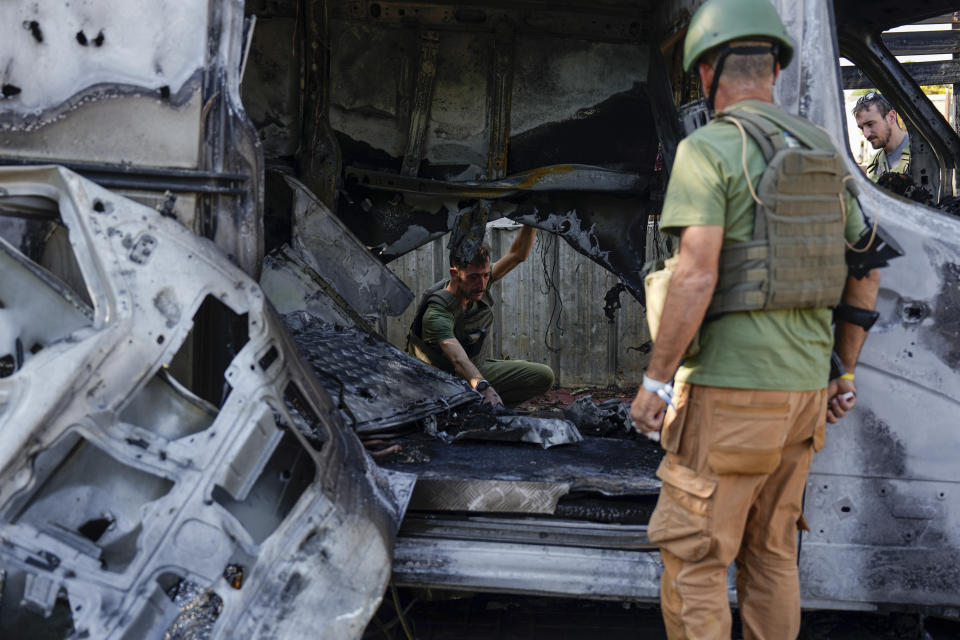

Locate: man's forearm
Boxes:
[835,268,881,372]
[645,225,723,382]
[512,225,536,260]
[492,226,537,282]
[439,339,484,387]
[645,266,717,381]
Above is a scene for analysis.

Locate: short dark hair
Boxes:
[853,91,894,119]
[702,40,776,82]
[450,242,491,270]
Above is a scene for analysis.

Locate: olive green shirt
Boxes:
[419,281,495,370]
[421,299,465,344]
[660,100,867,391]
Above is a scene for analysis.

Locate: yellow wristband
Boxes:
[840,372,855,381]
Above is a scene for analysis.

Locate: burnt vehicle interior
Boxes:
[242,0,675,590]
[3,0,960,637]
[836,1,960,206]
[240,0,960,605]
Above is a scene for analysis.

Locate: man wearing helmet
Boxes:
[630,0,882,637]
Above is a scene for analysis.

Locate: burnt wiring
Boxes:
[392,584,417,640]
[537,231,565,353]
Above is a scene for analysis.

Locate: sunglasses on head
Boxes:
[855,90,882,106]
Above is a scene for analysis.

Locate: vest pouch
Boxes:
[644,255,701,359]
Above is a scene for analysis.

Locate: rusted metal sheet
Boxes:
[384,224,651,388]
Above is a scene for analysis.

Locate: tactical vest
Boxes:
[866,136,910,182]
[707,105,850,315]
[405,280,494,373]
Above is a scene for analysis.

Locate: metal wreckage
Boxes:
[1,0,959,637]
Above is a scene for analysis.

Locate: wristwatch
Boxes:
[475,379,490,392]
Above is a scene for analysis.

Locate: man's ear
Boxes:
[886,110,899,126]
[773,61,781,84]
[449,266,458,280]
[697,61,714,99]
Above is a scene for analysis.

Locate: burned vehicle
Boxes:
[2,0,960,637]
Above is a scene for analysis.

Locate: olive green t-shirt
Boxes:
[660,100,867,391]
[419,282,494,367]
[421,299,464,344]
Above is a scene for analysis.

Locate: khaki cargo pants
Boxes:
[478,358,554,408]
[648,382,827,640]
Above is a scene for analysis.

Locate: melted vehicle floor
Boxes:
[379,433,663,500]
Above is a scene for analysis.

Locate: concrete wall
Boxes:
[383,223,652,389]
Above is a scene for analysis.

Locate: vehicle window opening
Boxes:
[212,425,316,544]
[0,201,94,379]
[119,367,218,441]
[0,195,91,308]
[165,295,249,409]
[258,344,279,371]
[836,12,960,206]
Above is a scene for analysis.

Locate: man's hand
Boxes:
[826,377,856,423]
[481,385,504,408]
[631,387,667,434]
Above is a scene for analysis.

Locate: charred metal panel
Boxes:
[801,471,960,607]
[319,1,661,302]
[0,0,265,277]
[763,0,960,612]
[0,166,408,638]
[392,537,663,600]
[281,315,478,436]
[0,1,205,166]
[260,245,375,329]
[401,30,441,177]
[382,434,663,498]
[399,514,655,550]
[283,174,413,317]
[240,16,302,158]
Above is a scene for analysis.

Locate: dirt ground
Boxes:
[363,589,960,639]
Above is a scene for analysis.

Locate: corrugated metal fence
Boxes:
[382,224,652,389]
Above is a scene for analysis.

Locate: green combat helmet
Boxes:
[683,0,794,107]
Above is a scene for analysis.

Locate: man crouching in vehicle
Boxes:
[630,0,884,637]
[406,226,554,408]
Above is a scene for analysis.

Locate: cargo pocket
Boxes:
[812,420,826,452]
[707,402,791,475]
[648,457,717,562]
[659,383,691,454]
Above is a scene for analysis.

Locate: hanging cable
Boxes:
[537,232,564,353]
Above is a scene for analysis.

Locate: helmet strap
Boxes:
[705,43,780,111]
